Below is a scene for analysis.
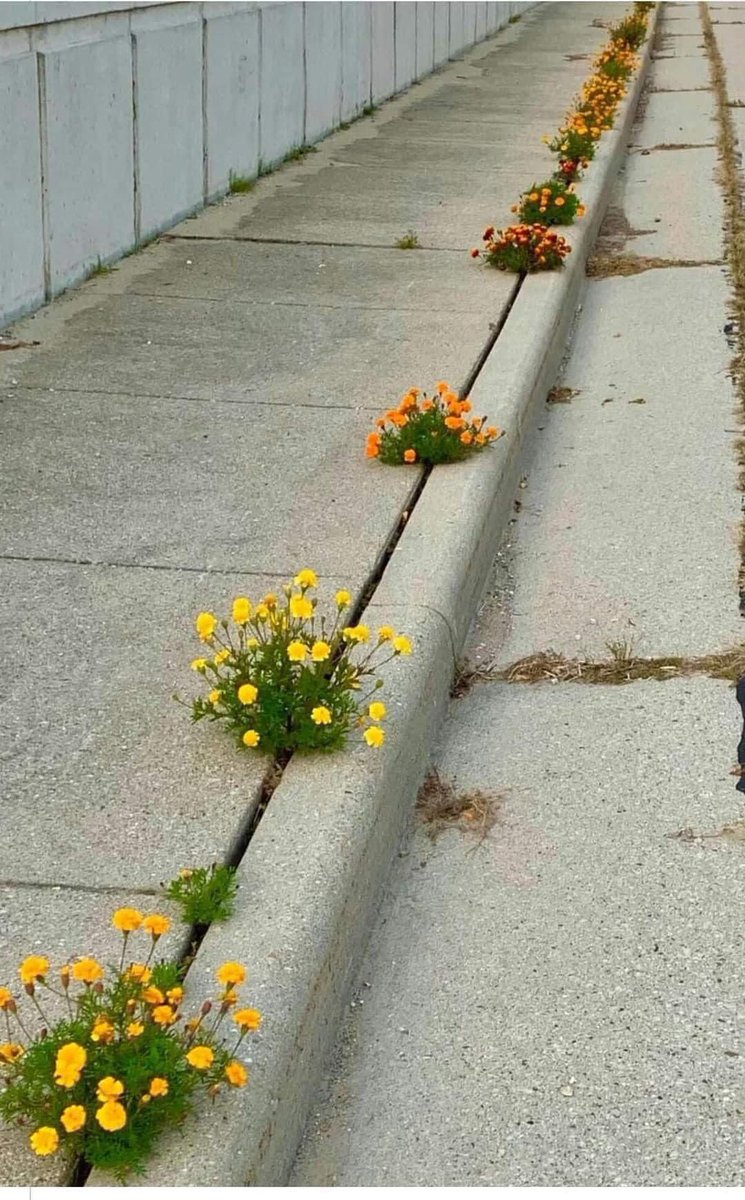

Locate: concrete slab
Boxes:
[204,9,261,196]
[0,388,419,576]
[4,291,503,406]
[415,2,435,79]
[434,2,449,65]
[651,53,711,91]
[292,679,745,1186]
[123,238,515,315]
[134,21,204,240]
[492,267,740,663]
[371,1,395,103]
[659,14,702,37]
[0,54,44,322]
[394,1,416,90]
[630,89,716,148]
[341,2,371,121]
[620,147,723,260]
[0,884,184,1186]
[0,559,272,890]
[40,37,135,291]
[717,24,745,104]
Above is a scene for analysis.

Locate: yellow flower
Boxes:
[61,1105,86,1133]
[19,955,48,985]
[96,1101,127,1132]
[247,637,260,649]
[191,657,208,672]
[112,907,143,933]
[237,683,258,705]
[196,611,217,641]
[0,1042,23,1062]
[342,625,370,643]
[232,596,252,624]
[208,689,222,705]
[127,963,151,984]
[149,1077,169,1097]
[91,1018,115,1044]
[54,1043,86,1088]
[393,635,413,656]
[167,986,184,1005]
[234,1007,262,1031]
[225,1060,249,1088]
[335,589,352,608]
[311,640,331,662]
[186,1045,214,1070]
[369,701,387,721]
[30,1127,59,1156]
[311,705,332,725]
[287,641,308,662]
[152,1004,176,1026]
[142,985,165,1005]
[143,914,171,938]
[255,603,270,621]
[96,1077,124,1103]
[214,648,230,665]
[242,729,260,748]
[294,569,318,589]
[126,1021,144,1039]
[71,957,104,985]
[216,961,246,987]
[0,988,13,1010]
[290,595,314,620]
[364,726,385,748]
[377,626,395,642]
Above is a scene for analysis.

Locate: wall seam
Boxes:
[201,8,209,201]
[131,28,140,245]
[35,50,51,301]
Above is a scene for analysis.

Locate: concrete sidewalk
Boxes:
[0,2,617,1184]
[291,4,745,1186]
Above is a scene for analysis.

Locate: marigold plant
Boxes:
[547,118,598,165]
[609,9,649,50]
[594,44,638,82]
[513,179,585,226]
[0,911,259,1180]
[367,383,503,466]
[474,223,571,273]
[185,574,412,756]
[165,864,238,928]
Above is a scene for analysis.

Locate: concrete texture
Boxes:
[620,145,723,260]
[0,885,184,1184]
[341,2,372,121]
[134,20,203,240]
[630,89,716,148]
[306,3,342,142]
[292,679,745,1186]
[493,267,740,662]
[41,36,135,291]
[204,8,260,197]
[0,53,44,322]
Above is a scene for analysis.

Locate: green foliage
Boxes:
[0,918,256,1181]
[184,577,409,756]
[516,179,583,226]
[165,865,238,928]
[369,385,503,467]
[609,11,648,50]
[548,125,597,164]
[395,230,421,249]
[229,173,254,194]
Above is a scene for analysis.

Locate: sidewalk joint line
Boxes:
[3,385,380,413]
[0,553,327,578]
[165,234,469,253]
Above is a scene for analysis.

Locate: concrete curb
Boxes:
[98,14,657,1188]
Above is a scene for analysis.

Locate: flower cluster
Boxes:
[0,910,259,1180]
[545,5,649,181]
[512,179,585,227]
[186,572,412,756]
[367,383,503,466]
[474,223,571,273]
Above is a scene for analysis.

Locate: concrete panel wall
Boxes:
[41,36,134,293]
[306,3,341,141]
[204,8,260,197]
[0,53,44,316]
[0,0,534,327]
[134,20,203,239]
[371,1,395,104]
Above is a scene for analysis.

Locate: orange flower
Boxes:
[403,449,417,463]
[365,433,381,459]
[444,416,464,431]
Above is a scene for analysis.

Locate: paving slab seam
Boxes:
[4,385,383,413]
[165,234,470,254]
[92,10,662,1189]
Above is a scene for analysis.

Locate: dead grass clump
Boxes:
[587,253,720,278]
[416,770,505,842]
[546,386,580,404]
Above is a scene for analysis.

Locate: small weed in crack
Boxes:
[546,386,580,404]
[670,821,745,846]
[587,253,720,278]
[416,770,505,843]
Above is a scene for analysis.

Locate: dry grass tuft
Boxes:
[587,253,721,278]
[416,770,505,842]
[546,386,580,404]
